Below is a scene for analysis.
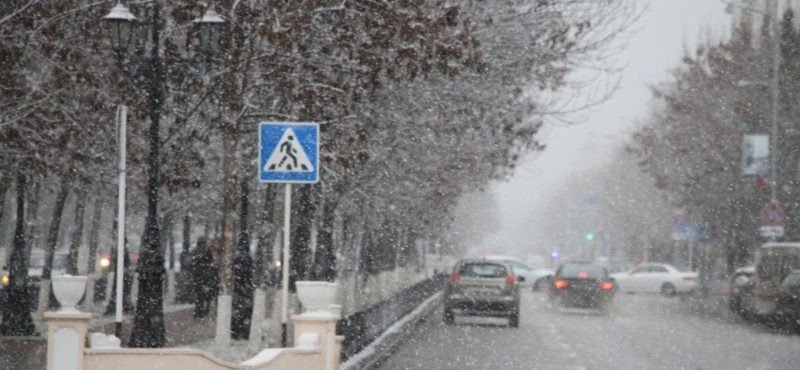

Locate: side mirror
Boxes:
[517,276,526,282]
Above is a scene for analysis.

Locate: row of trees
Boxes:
[0,0,634,348]
[630,7,800,272]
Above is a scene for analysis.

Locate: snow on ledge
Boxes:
[240,348,283,366]
[340,292,442,370]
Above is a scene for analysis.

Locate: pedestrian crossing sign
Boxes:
[259,122,319,183]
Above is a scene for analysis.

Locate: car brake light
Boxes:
[578,271,588,279]
[450,273,461,282]
[505,274,516,285]
[599,281,614,291]
[554,279,569,289]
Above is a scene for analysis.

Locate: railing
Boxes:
[44,276,344,370]
[337,275,446,360]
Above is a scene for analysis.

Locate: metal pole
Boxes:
[115,105,127,338]
[281,183,291,347]
[770,0,781,204]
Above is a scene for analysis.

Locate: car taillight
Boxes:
[578,271,588,279]
[554,279,569,289]
[599,281,614,291]
[450,273,461,282]
[506,274,516,285]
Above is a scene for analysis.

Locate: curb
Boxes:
[341,292,442,370]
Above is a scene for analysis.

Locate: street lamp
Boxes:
[103,2,224,348]
[104,3,137,55]
[195,9,225,62]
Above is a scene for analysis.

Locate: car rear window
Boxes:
[559,264,606,279]
[782,273,800,288]
[759,255,800,280]
[459,263,507,278]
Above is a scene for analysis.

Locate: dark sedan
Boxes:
[548,262,616,310]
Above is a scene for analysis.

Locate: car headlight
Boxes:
[1,274,9,286]
[100,257,111,268]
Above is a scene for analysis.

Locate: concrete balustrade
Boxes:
[45,276,343,370]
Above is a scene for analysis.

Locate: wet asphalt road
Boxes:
[375,291,800,370]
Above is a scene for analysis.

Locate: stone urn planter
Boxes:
[52,275,87,312]
[295,281,337,313]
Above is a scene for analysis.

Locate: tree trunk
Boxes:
[289,186,315,290]
[67,189,88,275]
[0,178,9,266]
[248,185,275,356]
[312,199,336,282]
[163,214,176,305]
[38,177,72,316]
[178,213,193,304]
[24,181,41,257]
[215,125,238,350]
[0,173,35,336]
[232,174,254,340]
[84,198,103,312]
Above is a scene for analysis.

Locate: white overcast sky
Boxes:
[484,0,730,254]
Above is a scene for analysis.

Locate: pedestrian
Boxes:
[192,237,219,318]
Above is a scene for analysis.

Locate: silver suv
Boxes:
[443,259,521,327]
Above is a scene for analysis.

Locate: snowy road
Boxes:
[374,291,800,370]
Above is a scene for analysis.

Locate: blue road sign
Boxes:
[259,122,319,183]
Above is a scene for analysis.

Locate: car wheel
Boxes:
[508,311,520,328]
[443,309,455,325]
[661,283,677,296]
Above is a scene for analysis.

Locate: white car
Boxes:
[611,263,698,295]
[484,255,535,287]
[528,267,555,291]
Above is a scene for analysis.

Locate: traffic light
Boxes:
[585,232,595,242]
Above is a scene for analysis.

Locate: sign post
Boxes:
[258,122,319,347]
[759,201,786,239]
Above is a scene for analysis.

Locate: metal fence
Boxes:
[336,275,446,360]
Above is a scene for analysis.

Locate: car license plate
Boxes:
[465,288,494,295]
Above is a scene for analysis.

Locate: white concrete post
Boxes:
[292,312,342,370]
[45,311,92,370]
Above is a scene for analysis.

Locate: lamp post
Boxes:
[735,0,784,240]
[103,2,223,348]
[768,0,781,206]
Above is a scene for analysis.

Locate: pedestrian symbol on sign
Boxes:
[259,122,319,183]
[264,128,313,172]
